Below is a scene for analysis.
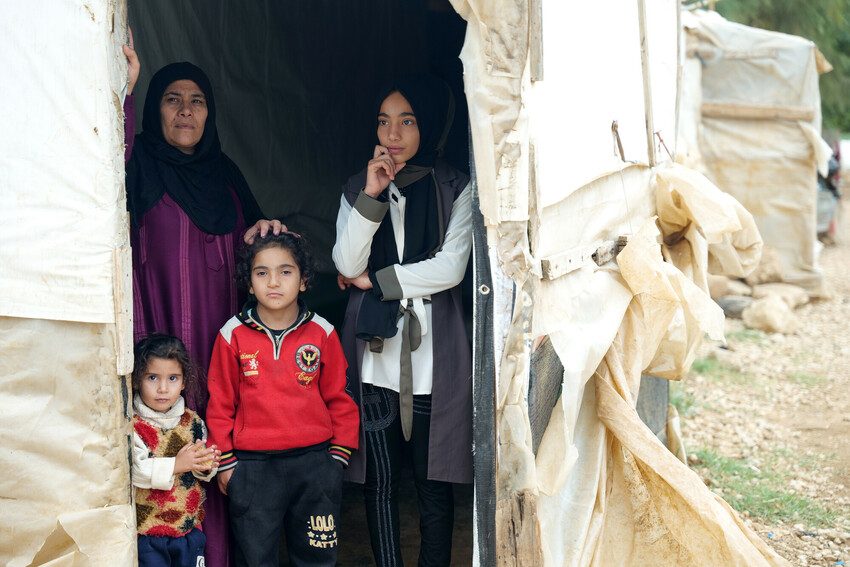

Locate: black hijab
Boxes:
[370,75,455,267]
[356,75,457,342]
[126,62,262,234]
[386,75,456,189]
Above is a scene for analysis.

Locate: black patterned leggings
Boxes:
[362,385,454,567]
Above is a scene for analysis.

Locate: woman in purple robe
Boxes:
[123,45,280,567]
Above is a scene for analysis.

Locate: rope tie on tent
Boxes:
[611,121,626,161]
[655,131,674,161]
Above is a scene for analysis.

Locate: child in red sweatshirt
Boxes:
[206,232,359,566]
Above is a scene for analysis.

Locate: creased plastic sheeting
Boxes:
[0,317,135,567]
[651,164,761,379]
[593,221,782,566]
[0,0,130,324]
[537,220,785,567]
[451,0,529,226]
[530,167,656,497]
[685,10,828,295]
[655,163,763,288]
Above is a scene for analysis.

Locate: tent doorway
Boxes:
[128,1,481,564]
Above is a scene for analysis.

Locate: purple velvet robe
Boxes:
[130,192,244,378]
[125,95,243,567]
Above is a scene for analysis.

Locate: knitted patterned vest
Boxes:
[133,409,206,537]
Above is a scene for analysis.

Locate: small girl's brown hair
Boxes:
[132,333,199,395]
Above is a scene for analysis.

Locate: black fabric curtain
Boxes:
[129,0,468,325]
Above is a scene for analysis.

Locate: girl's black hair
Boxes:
[235,231,316,292]
[132,333,199,397]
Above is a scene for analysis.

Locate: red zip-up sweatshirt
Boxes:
[207,304,359,470]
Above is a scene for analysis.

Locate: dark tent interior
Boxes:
[128,1,476,564]
[128,0,471,329]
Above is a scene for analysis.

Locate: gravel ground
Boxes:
[678,200,850,566]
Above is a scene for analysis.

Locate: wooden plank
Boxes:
[529,0,544,82]
[539,236,628,280]
[701,102,815,121]
[637,0,657,166]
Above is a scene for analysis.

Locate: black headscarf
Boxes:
[385,74,456,188]
[371,75,455,266]
[126,62,263,234]
[356,75,457,342]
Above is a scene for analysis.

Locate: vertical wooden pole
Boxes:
[637,0,657,167]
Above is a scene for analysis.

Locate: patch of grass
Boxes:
[786,371,826,386]
[771,447,830,468]
[725,328,766,344]
[669,381,696,417]
[690,357,748,384]
[693,449,838,526]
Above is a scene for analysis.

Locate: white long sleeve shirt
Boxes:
[332,181,472,394]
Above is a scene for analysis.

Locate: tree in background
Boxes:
[717,0,850,134]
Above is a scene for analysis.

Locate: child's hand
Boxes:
[217,468,235,495]
[174,440,217,474]
[199,444,222,472]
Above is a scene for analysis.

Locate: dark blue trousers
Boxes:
[138,528,206,567]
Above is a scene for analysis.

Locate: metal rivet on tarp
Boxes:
[479,285,491,295]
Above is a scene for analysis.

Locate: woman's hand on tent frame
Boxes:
[243,219,287,244]
[364,145,405,198]
[123,27,140,95]
[337,270,373,291]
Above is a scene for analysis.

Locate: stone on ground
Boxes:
[742,294,798,334]
[716,295,753,319]
[727,279,752,296]
[751,282,809,309]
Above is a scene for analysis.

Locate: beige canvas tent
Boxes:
[680,9,833,296]
[1,1,784,566]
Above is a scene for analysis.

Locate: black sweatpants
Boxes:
[363,389,454,567]
[228,446,343,567]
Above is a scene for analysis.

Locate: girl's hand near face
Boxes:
[365,146,405,198]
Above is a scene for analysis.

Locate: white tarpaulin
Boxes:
[452,0,782,565]
[0,1,132,325]
[683,10,832,296]
[2,1,785,565]
[0,318,135,567]
[0,1,135,566]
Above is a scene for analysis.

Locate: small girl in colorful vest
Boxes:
[132,333,221,567]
